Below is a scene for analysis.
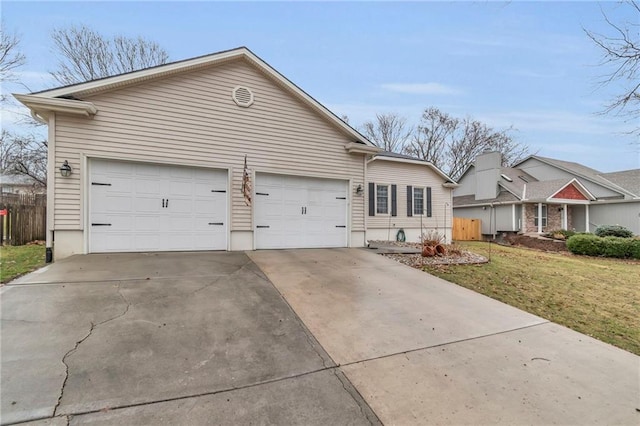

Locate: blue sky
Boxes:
[3,1,639,172]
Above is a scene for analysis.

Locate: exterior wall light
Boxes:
[60,160,72,177]
[356,184,364,196]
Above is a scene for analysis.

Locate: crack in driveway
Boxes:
[53,282,132,417]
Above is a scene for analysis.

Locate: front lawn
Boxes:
[0,244,46,284]
[425,242,640,355]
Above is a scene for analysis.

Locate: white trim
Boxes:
[20,47,373,147]
[585,204,590,232]
[512,204,516,231]
[412,186,426,216]
[548,178,596,201]
[562,203,568,230]
[85,157,231,253]
[345,142,380,155]
[14,94,97,119]
[375,183,391,216]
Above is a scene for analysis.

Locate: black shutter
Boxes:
[391,185,397,216]
[407,186,413,217]
[368,182,375,216]
[426,187,432,217]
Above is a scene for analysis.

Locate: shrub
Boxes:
[594,225,634,238]
[567,234,604,256]
[630,239,640,260]
[601,236,632,258]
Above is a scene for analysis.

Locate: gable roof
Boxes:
[515,155,636,198]
[370,151,457,184]
[524,178,595,201]
[598,169,640,197]
[15,46,374,148]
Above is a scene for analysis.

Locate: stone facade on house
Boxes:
[523,203,563,233]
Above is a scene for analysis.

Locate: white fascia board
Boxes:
[14,94,97,118]
[548,178,596,201]
[31,48,248,99]
[25,47,373,146]
[345,142,381,155]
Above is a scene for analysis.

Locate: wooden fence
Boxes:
[453,217,481,241]
[1,193,47,246]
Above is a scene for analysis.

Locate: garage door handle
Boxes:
[92,223,112,226]
[211,190,226,193]
[92,182,111,186]
[208,222,224,226]
[166,199,169,208]
[162,199,165,208]
[256,192,269,196]
[256,225,270,229]
[335,225,346,228]
[336,197,346,200]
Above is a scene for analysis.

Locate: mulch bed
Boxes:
[369,240,488,267]
[503,234,568,252]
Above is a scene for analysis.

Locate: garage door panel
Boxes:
[133,196,161,213]
[255,173,347,249]
[90,159,227,253]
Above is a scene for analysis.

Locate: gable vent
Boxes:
[232,86,254,107]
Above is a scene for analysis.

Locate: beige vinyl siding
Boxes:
[52,59,364,231]
[367,160,452,231]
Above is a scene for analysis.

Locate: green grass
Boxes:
[425,242,640,355]
[0,244,46,284]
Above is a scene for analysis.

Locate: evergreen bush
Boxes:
[594,225,634,238]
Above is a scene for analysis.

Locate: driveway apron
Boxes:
[248,248,640,425]
[1,252,376,425]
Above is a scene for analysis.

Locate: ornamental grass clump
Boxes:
[594,225,634,238]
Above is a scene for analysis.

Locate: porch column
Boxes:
[512,204,516,231]
[563,204,568,230]
[585,204,590,233]
[537,202,543,233]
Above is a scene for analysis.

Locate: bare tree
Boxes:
[397,107,530,180]
[362,113,413,152]
[50,25,170,85]
[0,130,48,187]
[446,118,525,180]
[585,1,640,133]
[403,107,457,170]
[0,25,26,102]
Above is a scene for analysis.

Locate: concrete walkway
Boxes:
[249,248,640,425]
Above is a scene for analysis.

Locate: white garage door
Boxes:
[255,173,348,249]
[89,159,227,253]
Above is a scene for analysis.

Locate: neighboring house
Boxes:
[0,174,45,195]
[367,152,457,243]
[454,151,640,236]
[15,47,453,261]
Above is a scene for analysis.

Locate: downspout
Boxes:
[45,113,56,262]
[363,154,368,245]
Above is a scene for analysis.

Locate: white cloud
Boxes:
[475,110,634,135]
[380,83,463,96]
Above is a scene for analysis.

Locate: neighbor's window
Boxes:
[376,185,389,214]
[534,204,548,227]
[413,187,424,215]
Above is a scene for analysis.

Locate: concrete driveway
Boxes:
[2,249,639,425]
[248,249,639,425]
[1,252,376,425]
